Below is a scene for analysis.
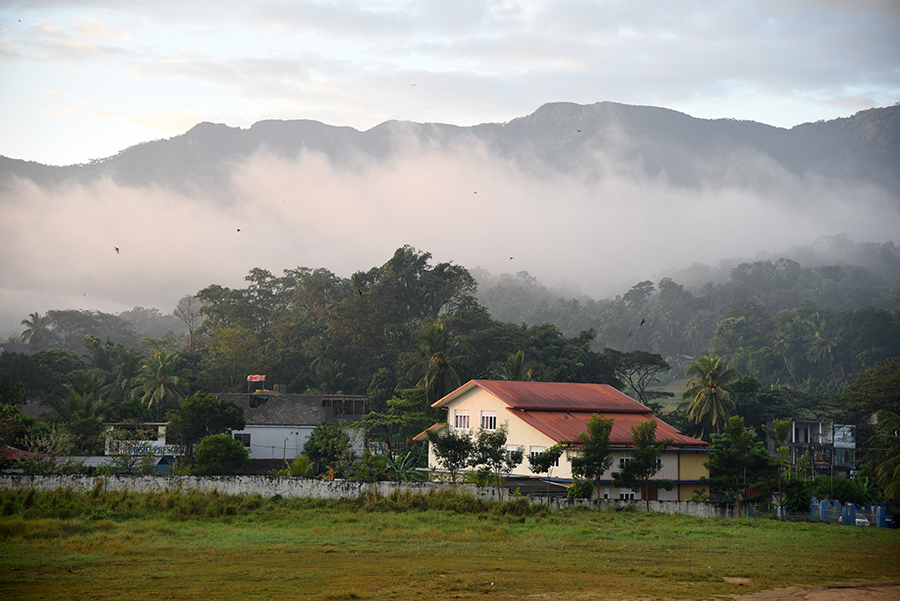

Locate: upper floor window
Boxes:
[530,445,559,467]
[481,411,497,430]
[454,410,470,429]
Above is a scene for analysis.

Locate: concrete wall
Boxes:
[0,474,737,518]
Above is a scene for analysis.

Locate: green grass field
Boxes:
[1,486,897,600]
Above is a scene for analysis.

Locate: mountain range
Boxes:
[3,101,899,197]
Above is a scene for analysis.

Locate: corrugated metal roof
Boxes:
[216,393,366,427]
[511,409,708,448]
[434,380,652,414]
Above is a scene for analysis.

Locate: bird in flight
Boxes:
[509,257,514,260]
[237,228,241,232]
[114,247,119,254]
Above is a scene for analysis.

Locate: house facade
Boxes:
[216,392,367,461]
[766,418,856,479]
[417,380,709,501]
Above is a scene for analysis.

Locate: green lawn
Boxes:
[1,487,897,600]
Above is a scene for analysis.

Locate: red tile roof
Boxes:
[431,380,707,449]
[512,410,707,448]
[434,380,653,413]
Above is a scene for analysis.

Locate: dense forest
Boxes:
[2,242,899,468]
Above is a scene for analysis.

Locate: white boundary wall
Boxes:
[0,474,737,518]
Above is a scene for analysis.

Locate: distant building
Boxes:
[766,419,856,479]
[215,392,367,461]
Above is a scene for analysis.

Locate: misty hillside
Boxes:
[2,101,899,196]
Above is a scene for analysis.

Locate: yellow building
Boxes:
[416,380,709,501]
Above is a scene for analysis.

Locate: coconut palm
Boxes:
[20,311,51,348]
[45,370,110,453]
[492,350,536,381]
[408,322,470,403]
[133,349,192,421]
[679,355,740,435]
[311,358,349,394]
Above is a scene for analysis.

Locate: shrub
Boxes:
[192,433,249,475]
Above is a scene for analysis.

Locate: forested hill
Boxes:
[2,101,899,196]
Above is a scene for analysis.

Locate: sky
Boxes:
[1,0,899,166]
[1,1,899,339]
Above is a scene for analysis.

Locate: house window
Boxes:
[530,445,558,467]
[454,410,470,429]
[619,491,635,500]
[234,433,251,447]
[505,445,524,463]
[481,411,497,430]
[619,454,632,467]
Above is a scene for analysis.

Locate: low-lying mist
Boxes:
[1,135,897,336]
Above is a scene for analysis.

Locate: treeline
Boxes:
[2,244,899,449]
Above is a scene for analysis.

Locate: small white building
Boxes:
[216,392,367,461]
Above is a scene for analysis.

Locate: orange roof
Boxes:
[434,380,653,413]
[513,410,707,448]
[430,380,707,449]
[412,422,446,442]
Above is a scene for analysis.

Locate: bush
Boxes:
[192,433,249,475]
[567,479,594,499]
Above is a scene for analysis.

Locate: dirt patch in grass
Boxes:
[735,581,900,601]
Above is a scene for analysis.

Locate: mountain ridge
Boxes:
[1,101,898,196]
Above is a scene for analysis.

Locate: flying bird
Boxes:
[509,257,514,260]
[640,318,646,326]
[236,228,241,232]
[114,247,119,254]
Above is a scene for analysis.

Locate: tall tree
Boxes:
[409,322,470,403]
[704,416,776,517]
[133,349,192,421]
[611,420,673,511]
[605,349,671,408]
[470,422,523,502]
[493,349,537,381]
[871,410,900,504]
[570,414,615,509]
[20,312,50,348]
[174,295,204,353]
[166,392,245,454]
[680,355,740,435]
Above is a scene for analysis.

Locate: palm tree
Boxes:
[805,314,841,390]
[311,358,349,394]
[133,350,192,421]
[679,355,740,435]
[104,347,145,403]
[45,370,109,453]
[408,322,470,403]
[493,350,536,381]
[20,312,50,348]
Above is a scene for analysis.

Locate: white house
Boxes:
[415,380,709,501]
[216,392,367,461]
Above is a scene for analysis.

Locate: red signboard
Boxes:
[246,374,266,382]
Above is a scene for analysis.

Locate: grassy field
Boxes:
[1,486,897,600]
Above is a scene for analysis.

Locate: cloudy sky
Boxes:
[1,1,899,339]
[2,1,898,166]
